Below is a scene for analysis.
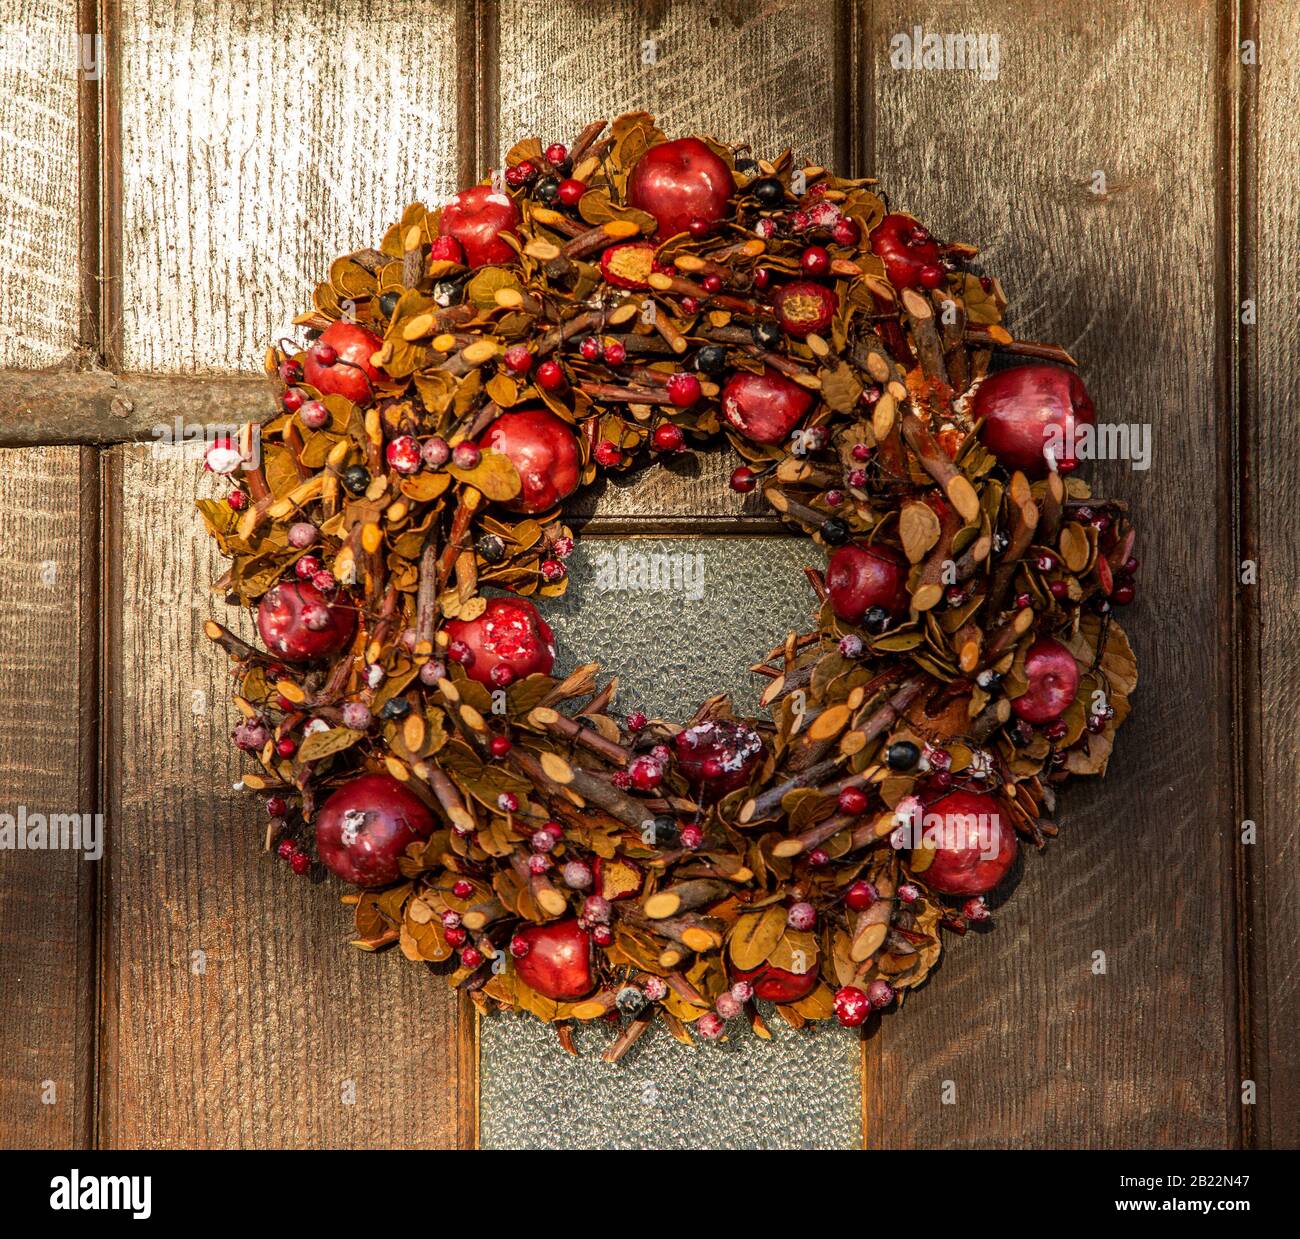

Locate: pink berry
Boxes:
[497,791,519,813]
[441,909,462,929]
[226,489,248,511]
[787,901,816,931]
[452,442,480,469]
[276,838,296,860]
[295,555,322,580]
[290,851,311,875]
[562,860,593,889]
[963,896,991,923]
[807,848,830,867]
[541,559,566,583]
[386,434,421,474]
[715,992,742,1020]
[583,896,611,925]
[679,824,704,850]
[299,399,329,430]
[897,883,920,905]
[310,570,336,594]
[627,711,648,732]
[591,924,613,947]
[730,981,753,1003]
[288,522,317,548]
[643,976,668,1001]
[527,854,549,875]
[696,1012,725,1040]
[867,979,895,1009]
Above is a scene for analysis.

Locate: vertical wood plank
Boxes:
[495,0,843,169]
[0,0,83,368]
[1253,0,1300,1151]
[862,0,1235,1147]
[0,446,98,1148]
[100,444,472,1148]
[115,0,469,373]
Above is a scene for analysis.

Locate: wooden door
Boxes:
[0,0,1295,1149]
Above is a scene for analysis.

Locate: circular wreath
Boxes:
[199,112,1139,1061]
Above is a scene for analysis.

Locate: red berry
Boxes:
[591,925,613,947]
[294,555,321,580]
[386,434,422,474]
[1045,719,1069,741]
[497,792,519,814]
[652,423,685,453]
[275,738,296,759]
[628,756,664,791]
[489,735,512,758]
[461,947,484,970]
[282,388,304,413]
[702,273,723,293]
[845,880,876,911]
[579,335,602,361]
[752,267,772,290]
[1112,583,1136,605]
[267,795,288,817]
[510,934,530,958]
[227,489,248,511]
[278,359,302,384]
[837,786,869,816]
[535,359,566,391]
[918,263,946,289]
[289,851,311,875]
[801,245,831,276]
[556,178,587,207]
[540,559,566,583]
[1049,579,1069,600]
[834,986,870,1028]
[680,296,699,314]
[276,838,296,860]
[427,234,464,264]
[452,879,474,898]
[679,824,704,850]
[1014,592,1033,611]
[729,465,757,493]
[594,439,622,467]
[503,343,533,373]
[666,373,701,408]
[452,441,480,469]
[313,343,337,366]
[963,896,991,923]
[832,217,862,246]
[545,143,567,164]
[627,711,649,732]
[602,340,627,365]
[444,925,467,947]
[808,847,830,867]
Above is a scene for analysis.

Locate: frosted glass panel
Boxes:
[479,537,862,1150]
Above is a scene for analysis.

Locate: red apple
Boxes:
[771,280,838,338]
[673,719,765,801]
[513,919,595,1000]
[730,960,819,1004]
[315,773,436,888]
[826,544,909,622]
[870,212,945,291]
[257,580,356,663]
[1012,636,1080,724]
[913,789,1018,897]
[721,367,814,445]
[476,407,579,514]
[302,321,386,406]
[626,137,733,239]
[445,596,556,688]
[439,184,521,268]
[973,364,1097,477]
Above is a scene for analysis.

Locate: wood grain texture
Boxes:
[863,0,1235,1147]
[116,0,468,374]
[495,0,842,168]
[1254,0,1300,1150]
[99,443,472,1148]
[0,0,83,368]
[0,446,98,1148]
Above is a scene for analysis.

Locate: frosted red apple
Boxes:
[315,773,436,888]
[730,960,818,1004]
[439,184,521,268]
[476,407,580,514]
[721,367,814,445]
[513,919,595,1000]
[826,543,909,622]
[1012,636,1080,724]
[302,321,386,406]
[627,137,733,239]
[257,580,356,663]
[973,364,1097,477]
[870,212,945,291]
[445,596,556,687]
[915,789,1018,897]
[673,719,765,801]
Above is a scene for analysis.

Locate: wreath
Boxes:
[198,112,1138,1061]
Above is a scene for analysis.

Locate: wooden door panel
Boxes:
[114,0,472,373]
[0,446,98,1148]
[0,0,84,368]
[863,0,1235,1147]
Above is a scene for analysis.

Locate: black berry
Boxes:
[753,178,784,206]
[477,533,507,564]
[342,465,370,494]
[380,696,411,720]
[378,291,399,318]
[863,606,889,634]
[820,518,849,546]
[752,322,781,350]
[886,740,920,771]
[695,345,727,376]
[535,177,560,205]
